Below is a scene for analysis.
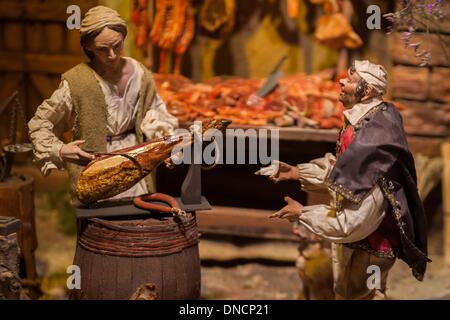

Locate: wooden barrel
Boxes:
[71,213,201,300]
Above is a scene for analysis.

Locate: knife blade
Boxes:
[256,55,288,97]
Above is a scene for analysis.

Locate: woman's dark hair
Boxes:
[80,24,127,60]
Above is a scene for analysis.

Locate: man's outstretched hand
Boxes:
[270,196,303,222]
[255,160,300,183]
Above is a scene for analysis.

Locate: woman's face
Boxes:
[89,27,124,68]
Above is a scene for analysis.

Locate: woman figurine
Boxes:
[28,5,178,202]
[27,7,195,301]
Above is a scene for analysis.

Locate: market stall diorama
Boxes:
[0,0,449,300]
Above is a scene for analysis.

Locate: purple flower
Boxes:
[408,42,421,50]
[401,32,412,47]
[385,0,444,66]
[384,14,395,22]
[415,49,426,58]
[419,52,431,66]
[402,32,412,39]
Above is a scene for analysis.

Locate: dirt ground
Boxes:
[199,229,450,300]
[11,164,450,300]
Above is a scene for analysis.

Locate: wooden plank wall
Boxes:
[0,0,97,145]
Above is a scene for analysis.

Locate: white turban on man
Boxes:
[354,60,388,95]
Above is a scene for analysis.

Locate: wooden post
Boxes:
[442,142,450,265]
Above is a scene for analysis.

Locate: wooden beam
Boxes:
[0,52,24,72]
[196,206,297,241]
[442,142,450,265]
[0,52,83,74]
[26,53,82,74]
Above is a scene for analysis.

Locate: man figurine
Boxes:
[256,60,430,300]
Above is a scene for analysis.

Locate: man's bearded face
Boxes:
[339,67,364,109]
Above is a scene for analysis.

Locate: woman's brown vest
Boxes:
[61,61,156,204]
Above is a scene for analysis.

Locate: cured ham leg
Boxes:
[75,119,230,204]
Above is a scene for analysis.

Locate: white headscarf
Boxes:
[80,6,126,36]
[354,60,387,95]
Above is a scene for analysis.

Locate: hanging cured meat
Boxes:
[150,0,195,73]
[132,0,148,49]
[200,0,236,37]
[315,13,362,49]
[173,2,195,74]
[131,0,153,65]
[287,0,300,18]
[312,0,363,49]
